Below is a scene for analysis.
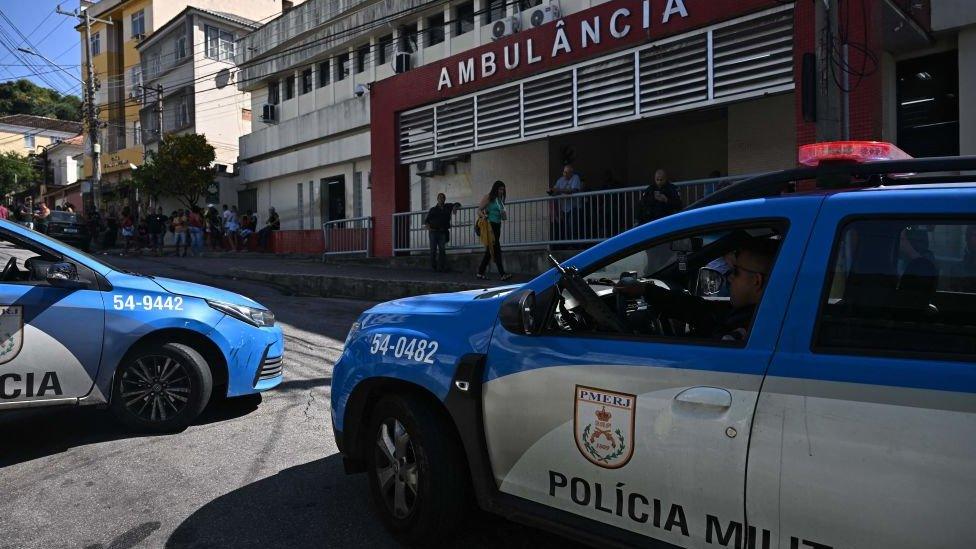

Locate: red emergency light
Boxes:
[798,141,913,167]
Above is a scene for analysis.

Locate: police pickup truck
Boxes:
[332,142,976,548]
[0,220,283,432]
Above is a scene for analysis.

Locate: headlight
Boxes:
[344,321,361,347]
[208,300,276,327]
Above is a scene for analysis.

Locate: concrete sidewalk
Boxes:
[110,255,532,302]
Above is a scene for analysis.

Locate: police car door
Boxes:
[482,202,819,547]
[0,229,104,406]
[748,192,976,549]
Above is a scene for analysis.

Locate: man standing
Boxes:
[637,169,683,275]
[424,193,453,272]
[637,169,682,225]
[147,206,167,255]
[256,207,280,251]
[550,164,581,241]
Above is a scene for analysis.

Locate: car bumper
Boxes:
[211,316,285,397]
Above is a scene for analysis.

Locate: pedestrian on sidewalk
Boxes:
[477,180,512,281]
[257,207,280,251]
[206,205,222,251]
[225,205,241,252]
[172,209,189,257]
[188,206,205,256]
[424,193,453,272]
[147,206,166,255]
[550,164,581,242]
[120,207,135,255]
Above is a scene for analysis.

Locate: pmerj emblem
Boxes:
[0,305,23,365]
[574,385,636,469]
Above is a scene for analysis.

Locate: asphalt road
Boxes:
[0,255,575,549]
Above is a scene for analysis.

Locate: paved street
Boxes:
[0,255,572,549]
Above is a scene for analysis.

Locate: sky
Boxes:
[0,0,83,97]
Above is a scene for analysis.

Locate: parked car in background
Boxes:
[35,211,91,251]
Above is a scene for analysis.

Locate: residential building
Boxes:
[77,0,294,211]
[42,135,86,209]
[137,7,262,210]
[0,115,82,156]
[236,0,976,257]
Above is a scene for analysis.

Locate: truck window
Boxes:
[816,219,976,358]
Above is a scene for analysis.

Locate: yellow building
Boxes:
[0,115,82,156]
[77,0,288,206]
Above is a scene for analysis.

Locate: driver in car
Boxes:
[642,238,777,341]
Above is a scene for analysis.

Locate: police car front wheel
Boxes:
[366,395,471,544]
[110,342,213,433]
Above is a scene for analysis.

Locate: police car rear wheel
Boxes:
[111,342,212,433]
[366,395,470,544]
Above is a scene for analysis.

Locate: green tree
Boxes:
[132,134,216,210]
[0,80,82,121]
[0,151,36,196]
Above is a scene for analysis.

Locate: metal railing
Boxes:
[392,175,753,254]
[322,216,372,260]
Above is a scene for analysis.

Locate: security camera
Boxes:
[354,84,368,97]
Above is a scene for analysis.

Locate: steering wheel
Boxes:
[1,257,16,282]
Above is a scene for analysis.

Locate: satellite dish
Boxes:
[215,68,232,89]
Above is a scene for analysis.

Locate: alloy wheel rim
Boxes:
[120,355,191,422]
[375,418,419,519]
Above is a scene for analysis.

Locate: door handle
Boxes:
[673,386,732,410]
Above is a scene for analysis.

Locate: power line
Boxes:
[0,8,75,91]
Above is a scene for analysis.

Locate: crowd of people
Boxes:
[110,204,281,256]
[0,198,281,257]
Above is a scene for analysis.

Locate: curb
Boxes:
[229,268,501,301]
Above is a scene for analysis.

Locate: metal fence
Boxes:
[322,216,372,260]
[392,175,752,254]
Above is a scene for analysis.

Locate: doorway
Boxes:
[320,176,346,222]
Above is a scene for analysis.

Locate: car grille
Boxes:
[257,355,283,382]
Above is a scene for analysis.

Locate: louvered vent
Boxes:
[576,53,636,126]
[476,85,521,145]
[712,10,794,99]
[435,99,474,153]
[639,35,708,113]
[399,107,435,162]
[522,71,573,136]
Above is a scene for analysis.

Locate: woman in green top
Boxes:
[477,180,512,281]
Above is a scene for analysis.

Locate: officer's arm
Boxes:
[642,283,720,326]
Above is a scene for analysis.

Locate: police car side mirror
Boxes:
[47,262,86,289]
[499,289,536,335]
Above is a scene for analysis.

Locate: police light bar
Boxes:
[798,141,912,167]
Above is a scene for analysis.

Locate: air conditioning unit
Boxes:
[415,159,443,177]
[133,32,146,41]
[491,16,520,40]
[393,51,411,74]
[528,3,561,28]
[261,103,277,123]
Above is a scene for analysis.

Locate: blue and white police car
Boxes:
[333,142,976,548]
[0,219,283,432]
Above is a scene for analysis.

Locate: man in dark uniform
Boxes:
[644,238,778,341]
[424,193,453,272]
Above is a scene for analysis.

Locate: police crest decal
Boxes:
[574,385,636,469]
[0,305,23,364]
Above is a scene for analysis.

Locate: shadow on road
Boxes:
[165,454,582,549]
[0,394,262,468]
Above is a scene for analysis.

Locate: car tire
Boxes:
[366,394,471,545]
[110,342,212,433]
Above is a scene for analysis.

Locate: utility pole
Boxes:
[57,5,112,212]
[155,84,164,144]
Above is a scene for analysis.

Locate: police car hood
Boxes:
[371,285,521,315]
[150,276,266,309]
